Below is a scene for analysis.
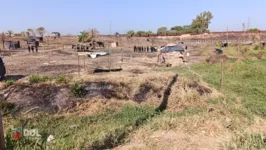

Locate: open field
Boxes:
[1,41,266,149]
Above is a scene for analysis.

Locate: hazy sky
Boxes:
[0,0,265,35]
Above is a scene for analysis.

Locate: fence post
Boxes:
[84,56,85,69]
[220,59,224,89]
[78,55,80,75]
[0,115,5,150]
[48,52,51,64]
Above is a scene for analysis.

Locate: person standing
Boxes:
[35,41,39,52]
[28,44,31,52]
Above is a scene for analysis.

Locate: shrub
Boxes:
[55,75,68,84]
[29,75,50,83]
[71,82,86,97]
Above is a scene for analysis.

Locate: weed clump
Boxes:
[71,82,86,97]
[55,75,68,84]
[4,79,16,87]
[29,74,50,84]
[223,133,266,150]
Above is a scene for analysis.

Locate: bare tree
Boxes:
[88,28,99,49]
[36,27,46,37]
[27,28,35,36]
[0,33,6,49]
[7,30,13,37]
[20,31,26,37]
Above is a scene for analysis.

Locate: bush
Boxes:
[55,75,68,84]
[29,75,50,84]
[71,82,86,97]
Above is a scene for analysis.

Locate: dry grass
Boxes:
[116,112,228,150]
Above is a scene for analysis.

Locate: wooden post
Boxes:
[48,52,51,64]
[108,45,111,72]
[78,55,80,75]
[108,54,111,72]
[83,56,85,69]
[0,115,5,150]
[220,59,224,89]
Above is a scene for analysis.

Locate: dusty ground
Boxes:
[2,44,205,78]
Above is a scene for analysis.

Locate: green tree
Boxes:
[146,30,153,34]
[78,31,92,43]
[249,28,259,32]
[190,11,213,33]
[157,27,168,34]
[7,30,13,37]
[127,30,135,35]
[171,26,183,31]
[36,27,45,37]
[170,26,186,33]
[136,31,146,34]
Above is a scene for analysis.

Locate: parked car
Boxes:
[160,45,185,53]
[88,51,110,58]
[0,57,6,80]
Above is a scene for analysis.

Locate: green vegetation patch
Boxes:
[5,106,155,150]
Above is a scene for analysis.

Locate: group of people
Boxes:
[133,46,157,53]
[27,41,39,52]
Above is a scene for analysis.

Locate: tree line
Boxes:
[1,27,46,38]
[127,11,214,35]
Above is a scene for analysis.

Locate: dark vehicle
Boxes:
[160,45,185,53]
[0,57,6,80]
[215,48,223,54]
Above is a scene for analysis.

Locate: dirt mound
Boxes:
[0,73,218,114]
[83,82,131,100]
[0,84,71,113]
[206,54,229,64]
[0,82,131,114]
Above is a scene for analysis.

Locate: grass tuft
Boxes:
[55,75,68,84]
[29,74,51,84]
[71,82,86,97]
[222,132,266,150]
[4,79,16,87]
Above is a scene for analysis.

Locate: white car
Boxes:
[88,51,110,58]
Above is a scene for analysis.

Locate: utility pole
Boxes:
[243,23,246,33]
[247,17,251,31]
[110,20,112,35]
[227,26,229,42]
